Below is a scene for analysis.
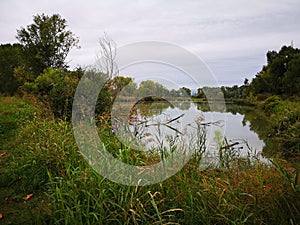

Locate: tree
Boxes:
[170,89,181,97]
[122,81,137,97]
[16,13,79,79]
[282,55,300,96]
[0,44,22,95]
[180,87,191,96]
[139,80,156,96]
[239,79,250,99]
[138,80,170,97]
[249,45,300,97]
[195,88,205,98]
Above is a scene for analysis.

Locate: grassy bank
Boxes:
[259,96,300,158]
[219,96,300,160]
[0,96,299,224]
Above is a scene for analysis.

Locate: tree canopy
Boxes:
[250,45,300,97]
[16,13,79,79]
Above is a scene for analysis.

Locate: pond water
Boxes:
[194,102,265,154]
[112,100,269,163]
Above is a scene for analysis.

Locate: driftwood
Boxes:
[145,114,185,127]
[220,142,239,150]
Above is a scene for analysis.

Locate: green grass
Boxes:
[261,96,300,158]
[0,96,51,224]
[0,96,299,224]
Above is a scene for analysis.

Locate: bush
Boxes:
[263,95,281,113]
[22,68,112,119]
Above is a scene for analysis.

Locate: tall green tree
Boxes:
[249,45,300,97]
[16,13,79,80]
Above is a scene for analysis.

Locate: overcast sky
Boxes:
[1,0,299,87]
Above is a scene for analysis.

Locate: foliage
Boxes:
[250,45,300,97]
[221,85,241,98]
[219,81,250,99]
[16,13,79,80]
[272,103,300,156]
[138,80,170,97]
[21,68,112,119]
[263,95,282,113]
[282,54,300,96]
[21,67,82,118]
[234,97,300,157]
[0,44,22,95]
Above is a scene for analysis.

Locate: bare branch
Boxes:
[98,33,118,80]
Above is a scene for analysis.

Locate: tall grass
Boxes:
[0,96,299,224]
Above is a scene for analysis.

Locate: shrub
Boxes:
[263,95,281,113]
[21,67,112,119]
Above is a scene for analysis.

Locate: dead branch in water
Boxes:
[145,114,185,127]
[220,142,239,150]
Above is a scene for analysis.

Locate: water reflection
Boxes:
[128,100,267,160]
[129,100,173,122]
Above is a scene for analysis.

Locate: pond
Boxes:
[111,99,271,165]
